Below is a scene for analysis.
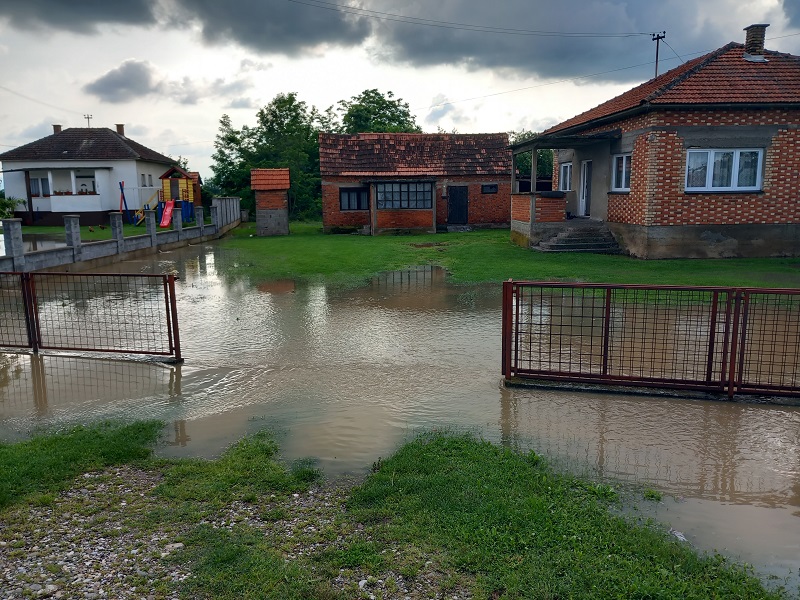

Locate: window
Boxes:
[559,163,573,191]
[148,174,153,187]
[339,187,368,211]
[29,178,50,197]
[685,149,763,191]
[375,182,433,209]
[481,183,498,194]
[611,154,631,191]
[141,174,147,187]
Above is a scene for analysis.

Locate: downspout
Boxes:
[24,170,33,224]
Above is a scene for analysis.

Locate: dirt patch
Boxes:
[410,242,448,248]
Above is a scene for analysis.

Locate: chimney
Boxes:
[115,123,125,136]
[743,24,769,62]
[52,124,62,134]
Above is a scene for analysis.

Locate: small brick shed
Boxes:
[251,168,290,236]
[319,133,511,234]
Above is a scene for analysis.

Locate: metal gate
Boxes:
[502,281,800,398]
[0,272,181,361]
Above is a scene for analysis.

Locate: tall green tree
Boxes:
[210,93,321,219]
[338,89,421,134]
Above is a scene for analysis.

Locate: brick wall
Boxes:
[534,196,566,222]
[255,190,287,211]
[511,194,531,222]
[322,177,370,229]
[323,175,511,231]
[598,108,800,227]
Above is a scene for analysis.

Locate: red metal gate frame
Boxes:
[2,272,182,362]
[502,281,800,399]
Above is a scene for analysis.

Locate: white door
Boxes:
[579,160,592,217]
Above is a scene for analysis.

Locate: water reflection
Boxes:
[1,245,799,588]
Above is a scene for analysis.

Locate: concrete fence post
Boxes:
[210,205,220,231]
[173,201,184,238]
[109,212,124,254]
[195,206,205,236]
[2,218,25,271]
[145,210,157,249]
[63,215,82,262]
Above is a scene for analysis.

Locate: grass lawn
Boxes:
[0,423,790,599]
[218,222,800,288]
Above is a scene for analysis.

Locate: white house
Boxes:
[0,124,176,225]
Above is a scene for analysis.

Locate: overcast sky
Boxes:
[1,0,798,182]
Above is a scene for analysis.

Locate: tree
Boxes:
[338,89,421,134]
[509,130,554,180]
[209,93,322,219]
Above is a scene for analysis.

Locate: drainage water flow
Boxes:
[1,243,799,591]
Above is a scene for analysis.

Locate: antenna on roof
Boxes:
[652,32,666,78]
[84,114,93,127]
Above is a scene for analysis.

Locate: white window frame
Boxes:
[685,148,763,192]
[559,162,572,191]
[611,154,631,192]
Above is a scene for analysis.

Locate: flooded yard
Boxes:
[1,242,799,591]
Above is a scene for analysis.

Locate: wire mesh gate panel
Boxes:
[502,282,800,399]
[0,272,181,361]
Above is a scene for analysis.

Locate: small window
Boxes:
[339,187,369,211]
[611,154,631,192]
[148,174,153,187]
[559,163,573,191]
[481,183,498,194]
[141,174,146,187]
[30,178,40,197]
[685,149,763,191]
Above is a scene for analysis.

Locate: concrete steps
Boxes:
[535,221,622,254]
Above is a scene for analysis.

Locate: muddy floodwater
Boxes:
[2,242,799,592]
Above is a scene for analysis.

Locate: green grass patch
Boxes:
[0,420,162,509]
[219,222,800,288]
[347,433,784,599]
[155,430,320,506]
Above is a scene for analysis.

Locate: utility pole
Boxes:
[84,114,93,127]
[652,32,666,78]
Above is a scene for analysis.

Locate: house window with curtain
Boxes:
[685,149,763,191]
[29,178,50,197]
[148,174,153,187]
[559,163,573,191]
[339,187,369,211]
[375,182,433,209]
[611,154,631,192]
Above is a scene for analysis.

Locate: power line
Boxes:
[286,0,652,38]
[0,84,83,115]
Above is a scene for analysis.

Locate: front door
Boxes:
[579,161,592,217]
[169,178,180,201]
[447,186,468,224]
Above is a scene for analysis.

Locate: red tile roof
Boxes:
[545,42,800,135]
[251,168,291,191]
[0,127,175,164]
[319,133,511,177]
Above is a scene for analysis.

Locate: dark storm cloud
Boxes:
[366,0,774,83]
[1,0,371,53]
[83,60,253,105]
[1,0,156,32]
[167,0,371,55]
[782,0,800,26]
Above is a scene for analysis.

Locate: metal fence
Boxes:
[502,282,800,398]
[0,272,181,361]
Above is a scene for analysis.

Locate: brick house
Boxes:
[319,133,511,233]
[510,24,800,258]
